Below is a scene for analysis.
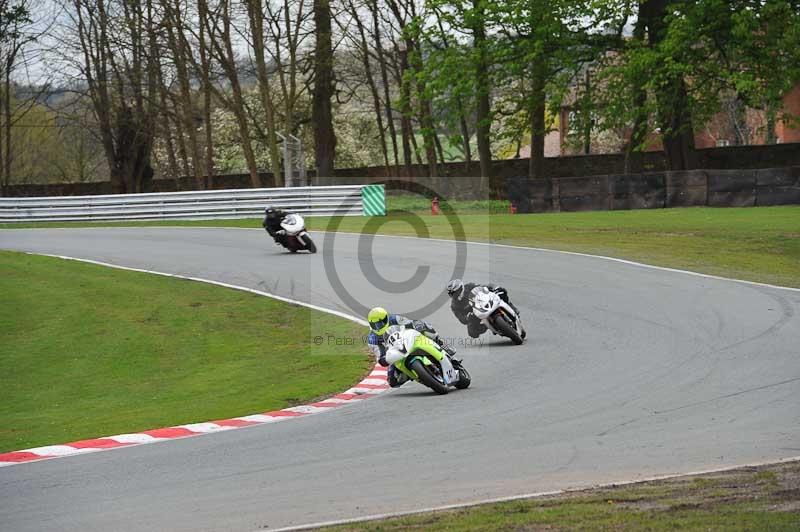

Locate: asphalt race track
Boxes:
[1,227,799,531]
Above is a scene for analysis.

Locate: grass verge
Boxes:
[3,206,799,288]
[324,460,800,531]
[0,250,371,453]
[309,206,800,288]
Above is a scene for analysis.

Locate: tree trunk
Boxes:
[623,12,648,174]
[170,99,191,180]
[582,70,591,155]
[164,2,204,189]
[156,65,180,181]
[162,119,181,182]
[197,0,215,187]
[313,0,336,182]
[528,62,546,180]
[370,1,399,172]
[110,105,154,194]
[350,0,390,175]
[642,0,695,170]
[209,0,261,187]
[4,66,11,185]
[458,104,472,174]
[246,0,283,186]
[472,0,491,194]
[412,46,438,180]
[397,46,415,176]
[0,84,4,195]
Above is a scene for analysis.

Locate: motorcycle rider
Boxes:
[367,306,455,388]
[262,205,289,246]
[446,279,520,338]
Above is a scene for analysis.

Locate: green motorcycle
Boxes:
[384,328,471,395]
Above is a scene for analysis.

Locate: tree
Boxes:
[161,0,205,188]
[425,0,491,191]
[61,0,160,194]
[591,1,800,171]
[244,0,283,185]
[312,0,335,180]
[0,0,41,194]
[340,0,391,175]
[489,0,604,179]
[203,0,264,187]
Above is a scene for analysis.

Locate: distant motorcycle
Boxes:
[272,213,317,253]
[470,287,526,345]
[384,328,470,395]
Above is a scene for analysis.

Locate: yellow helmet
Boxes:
[367,307,390,335]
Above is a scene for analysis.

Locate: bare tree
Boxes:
[263,0,313,137]
[0,0,52,194]
[368,0,399,173]
[244,0,283,185]
[340,0,390,175]
[197,0,215,186]
[201,0,262,187]
[59,0,160,193]
[161,0,205,188]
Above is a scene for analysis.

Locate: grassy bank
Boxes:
[3,206,799,287]
[0,251,371,452]
[310,206,800,288]
[325,460,800,531]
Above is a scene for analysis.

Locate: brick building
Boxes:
[556,82,800,156]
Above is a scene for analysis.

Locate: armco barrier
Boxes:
[0,185,386,223]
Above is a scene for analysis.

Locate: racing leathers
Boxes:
[262,207,288,245]
[368,315,454,388]
[450,282,519,338]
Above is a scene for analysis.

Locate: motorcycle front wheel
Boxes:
[409,358,449,395]
[494,315,523,345]
[454,365,471,389]
[303,235,317,253]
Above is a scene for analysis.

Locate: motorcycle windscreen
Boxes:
[472,291,498,319]
[280,214,305,234]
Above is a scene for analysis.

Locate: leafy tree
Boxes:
[424,0,492,190]
[591,0,800,171]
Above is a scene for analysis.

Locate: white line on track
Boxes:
[25,251,368,326]
[9,225,798,292]
[267,455,800,531]
[0,251,382,468]
[6,226,798,518]
[317,230,800,293]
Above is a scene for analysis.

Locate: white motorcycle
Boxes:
[470,287,526,345]
[277,213,317,253]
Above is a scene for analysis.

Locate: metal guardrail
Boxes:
[0,185,372,222]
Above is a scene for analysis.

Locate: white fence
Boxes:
[0,186,366,223]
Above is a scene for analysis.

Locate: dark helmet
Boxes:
[446,279,464,298]
[265,205,280,218]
